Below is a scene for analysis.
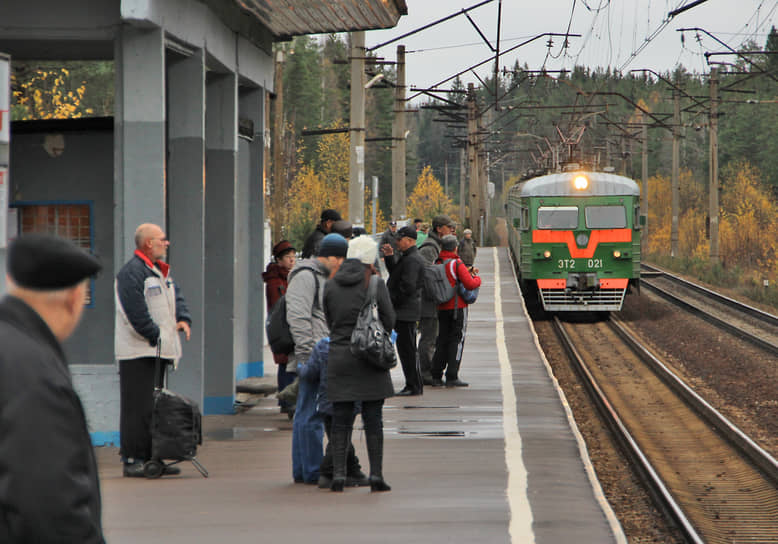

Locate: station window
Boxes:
[585,205,626,229]
[537,206,579,229]
[13,202,95,306]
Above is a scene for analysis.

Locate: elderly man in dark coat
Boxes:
[324,235,395,492]
[0,234,104,543]
[381,225,425,395]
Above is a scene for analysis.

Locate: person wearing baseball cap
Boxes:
[417,214,456,385]
[0,234,104,541]
[301,208,343,259]
[382,225,425,395]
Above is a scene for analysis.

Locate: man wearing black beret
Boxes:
[0,234,104,542]
[381,225,425,395]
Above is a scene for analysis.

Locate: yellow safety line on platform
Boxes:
[493,247,535,544]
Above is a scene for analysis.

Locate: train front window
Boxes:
[537,206,579,229]
[585,205,627,228]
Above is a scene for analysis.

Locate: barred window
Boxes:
[15,202,94,305]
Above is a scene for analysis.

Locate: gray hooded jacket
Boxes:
[285,258,330,370]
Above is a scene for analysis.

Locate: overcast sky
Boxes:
[364,0,778,100]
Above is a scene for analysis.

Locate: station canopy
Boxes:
[233,0,408,40]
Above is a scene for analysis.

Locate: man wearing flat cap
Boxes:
[301,209,342,259]
[417,214,455,385]
[0,234,104,542]
[115,223,191,478]
[382,226,425,395]
[379,220,399,253]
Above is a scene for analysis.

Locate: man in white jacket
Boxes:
[115,223,191,478]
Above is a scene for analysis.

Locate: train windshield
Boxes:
[537,206,579,229]
[585,205,627,228]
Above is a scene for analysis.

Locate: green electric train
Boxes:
[506,170,642,312]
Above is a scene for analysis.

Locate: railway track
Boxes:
[641,263,778,354]
[553,315,778,543]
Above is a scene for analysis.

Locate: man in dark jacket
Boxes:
[417,214,455,384]
[301,209,342,258]
[458,228,477,267]
[379,220,398,252]
[382,226,425,395]
[0,234,104,543]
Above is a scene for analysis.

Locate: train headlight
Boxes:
[573,175,588,190]
[613,250,622,258]
[543,250,551,258]
[576,233,589,247]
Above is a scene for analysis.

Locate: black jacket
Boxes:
[384,245,425,322]
[418,232,443,318]
[0,296,104,543]
[301,225,327,259]
[324,259,395,403]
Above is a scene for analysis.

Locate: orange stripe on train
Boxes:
[532,229,632,258]
[536,278,628,289]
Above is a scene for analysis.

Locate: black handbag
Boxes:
[350,275,397,370]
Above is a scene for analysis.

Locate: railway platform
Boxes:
[96,247,625,543]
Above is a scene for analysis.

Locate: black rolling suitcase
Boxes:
[142,347,208,478]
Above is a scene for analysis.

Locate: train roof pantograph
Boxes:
[518,172,640,198]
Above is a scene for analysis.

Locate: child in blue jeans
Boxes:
[295,337,367,487]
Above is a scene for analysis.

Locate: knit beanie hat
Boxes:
[441,234,458,252]
[317,233,349,258]
[347,235,378,264]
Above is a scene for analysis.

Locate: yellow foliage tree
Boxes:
[407,165,456,225]
[284,121,387,246]
[11,68,94,120]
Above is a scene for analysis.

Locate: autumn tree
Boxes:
[407,165,456,224]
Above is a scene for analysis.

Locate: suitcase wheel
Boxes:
[143,460,164,479]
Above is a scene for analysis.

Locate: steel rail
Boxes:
[551,316,704,544]
[640,264,778,354]
[609,317,778,485]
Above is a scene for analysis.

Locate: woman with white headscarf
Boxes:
[323,235,396,492]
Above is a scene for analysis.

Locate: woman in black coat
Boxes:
[324,235,396,492]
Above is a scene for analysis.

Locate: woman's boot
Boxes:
[330,423,349,492]
[365,430,391,492]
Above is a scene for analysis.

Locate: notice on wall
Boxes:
[0,53,9,249]
[0,167,7,248]
[0,53,9,145]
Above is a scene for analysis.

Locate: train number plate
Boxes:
[557,259,604,269]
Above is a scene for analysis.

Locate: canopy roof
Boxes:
[233,0,408,40]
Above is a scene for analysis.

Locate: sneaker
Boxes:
[122,462,145,478]
[445,378,469,387]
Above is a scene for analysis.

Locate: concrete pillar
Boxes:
[237,86,266,379]
[166,49,205,408]
[204,72,238,414]
[114,25,165,268]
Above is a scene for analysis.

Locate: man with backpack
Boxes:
[418,214,455,385]
[430,235,481,387]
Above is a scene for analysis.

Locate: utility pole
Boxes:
[371,176,378,236]
[459,147,466,224]
[709,67,720,264]
[349,31,366,226]
[391,44,406,221]
[466,83,479,240]
[671,88,680,258]
[641,112,649,242]
[444,160,448,197]
[271,48,285,242]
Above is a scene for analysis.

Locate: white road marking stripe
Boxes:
[494,247,535,543]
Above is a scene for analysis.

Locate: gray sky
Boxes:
[364,0,778,100]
